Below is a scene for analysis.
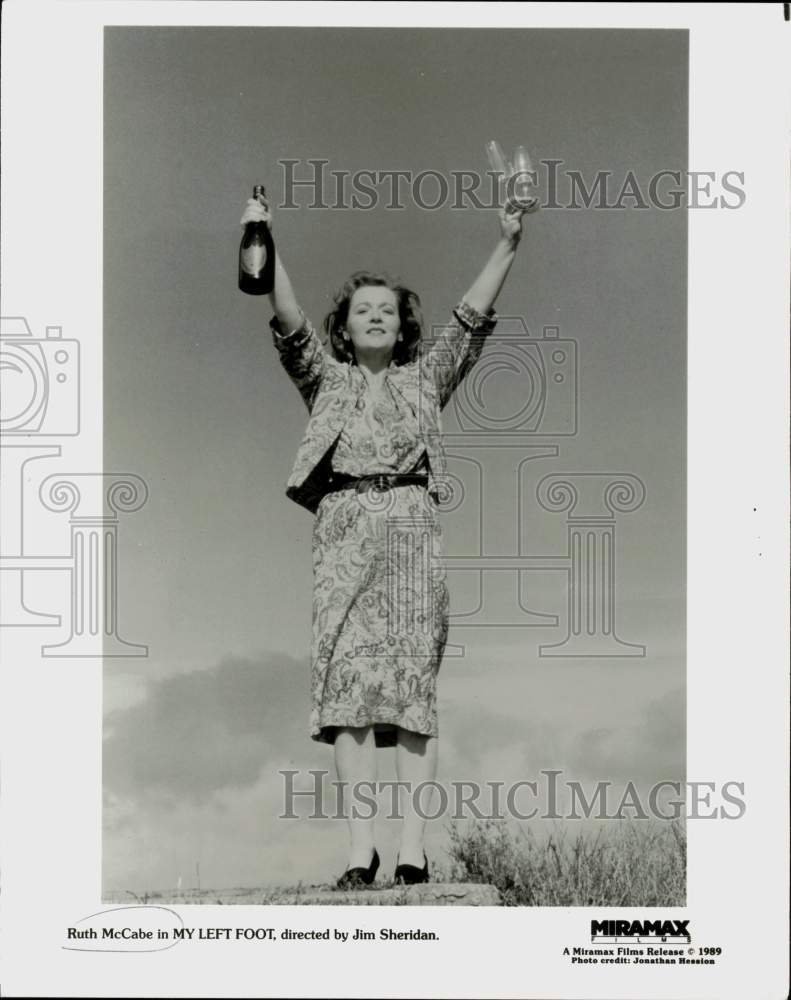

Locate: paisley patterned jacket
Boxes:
[270,299,498,514]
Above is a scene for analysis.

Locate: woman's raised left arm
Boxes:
[421,197,537,410]
[461,198,534,314]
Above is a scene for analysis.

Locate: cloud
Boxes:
[103,647,685,892]
[563,685,685,784]
[104,650,311,802]
[438,658,685,787]
[102,770,342,894]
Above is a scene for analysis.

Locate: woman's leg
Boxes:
[395,728,438,867]
[334,725,377,868]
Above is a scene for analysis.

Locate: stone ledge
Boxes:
[104,883,502,907]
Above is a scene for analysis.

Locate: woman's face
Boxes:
[345,286,400,360]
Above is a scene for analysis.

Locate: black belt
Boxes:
[325,472,430,497]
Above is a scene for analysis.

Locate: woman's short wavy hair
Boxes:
[323,271,424,366]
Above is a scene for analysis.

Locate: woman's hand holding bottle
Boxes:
[239,185,276,296]
[240,193,272,230]
[239,188,303,332]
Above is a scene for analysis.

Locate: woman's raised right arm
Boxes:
[268,247,304,336]
[240,195,303,332]
[240,196,328,409]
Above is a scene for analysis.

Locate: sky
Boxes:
[103,26,687,894]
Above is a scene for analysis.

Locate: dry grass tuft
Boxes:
[439,817,686,906]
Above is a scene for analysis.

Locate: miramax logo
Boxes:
[591,919,691,944]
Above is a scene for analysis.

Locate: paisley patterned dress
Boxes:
[311,367,449,747]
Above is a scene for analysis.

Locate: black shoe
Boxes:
[336,848,380,889]
[394,852,429,885]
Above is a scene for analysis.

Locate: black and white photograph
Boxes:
[0,3,788,999]
[101,24,689,904]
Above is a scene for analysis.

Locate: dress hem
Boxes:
[312,714,438,748]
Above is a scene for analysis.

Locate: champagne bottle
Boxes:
[238,184,275,295]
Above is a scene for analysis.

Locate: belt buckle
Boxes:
[357,474,389,495]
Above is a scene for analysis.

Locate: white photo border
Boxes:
[0,3,788,998]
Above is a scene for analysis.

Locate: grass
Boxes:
[440,816,686,906]
[106,817,686,906]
